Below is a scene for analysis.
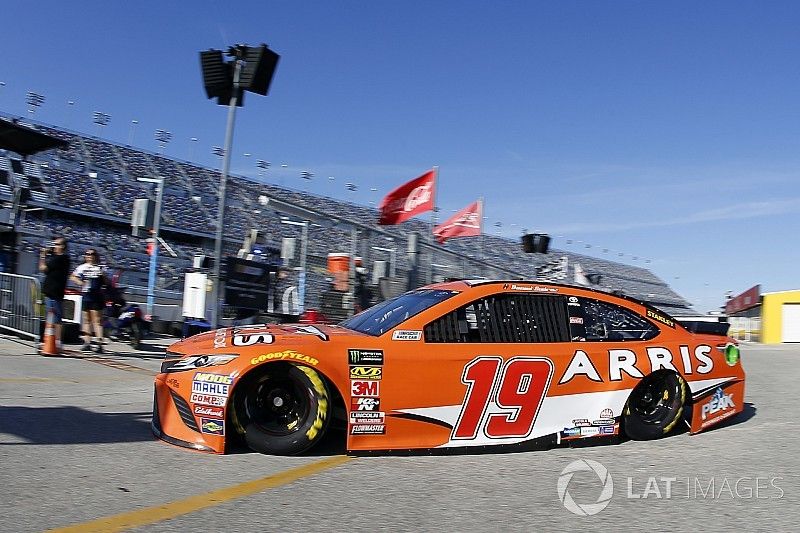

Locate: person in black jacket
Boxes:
[39,237,71,353]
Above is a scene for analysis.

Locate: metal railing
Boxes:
[0,272,41,341]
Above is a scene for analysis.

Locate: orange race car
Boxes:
[152,280,745,455]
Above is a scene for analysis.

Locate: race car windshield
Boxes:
[340,289,459,336]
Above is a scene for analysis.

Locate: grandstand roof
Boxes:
[0,118,68,156]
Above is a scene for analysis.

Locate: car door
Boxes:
[382,290,576,450]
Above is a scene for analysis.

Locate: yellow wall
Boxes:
[762,290,800,344]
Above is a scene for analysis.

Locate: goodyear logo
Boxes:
[250,350,319,366]
[349,366,382,380]
[646,309,675,328]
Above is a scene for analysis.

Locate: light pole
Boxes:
[66,100,75,128]
[209,57,243,330]
[189,137,198,160]
[128,120,139,146]
[155,129,172,153]
[280,218,308,314]
[371,245,397,277]
[300,171,313,192]
[256,159,270,179]
[92,112,110,137]
[137,176,164,317]
[26,92,45,115]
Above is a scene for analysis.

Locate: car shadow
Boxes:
[567,401,757,449]
[0,406,154,445]
[226,427,348,457]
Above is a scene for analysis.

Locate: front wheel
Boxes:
[231,364,330,455]
[623,372,686,440]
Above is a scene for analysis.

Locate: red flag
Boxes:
[378,170,436,225]
[433,199,482,244]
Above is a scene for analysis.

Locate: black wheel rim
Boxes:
[629,375,677,425]
[243,369,312,436]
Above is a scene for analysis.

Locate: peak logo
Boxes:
[701,387,735,420]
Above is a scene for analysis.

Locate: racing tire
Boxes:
[232,364,330,455]
[623,372,687,441]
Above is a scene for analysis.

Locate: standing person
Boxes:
[70,248,107,353]
[39,237,70,354]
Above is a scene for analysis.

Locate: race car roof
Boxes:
[432,278,680,325]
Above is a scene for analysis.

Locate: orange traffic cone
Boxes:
[40,310,59,356]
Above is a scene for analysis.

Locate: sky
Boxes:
[2,1,799,313]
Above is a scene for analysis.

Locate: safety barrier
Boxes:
[0,272,41,341]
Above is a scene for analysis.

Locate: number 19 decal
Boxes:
[452,356,553,440]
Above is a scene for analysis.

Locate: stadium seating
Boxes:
[1,114,694,315]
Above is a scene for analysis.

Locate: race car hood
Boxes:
[167,323,366,356]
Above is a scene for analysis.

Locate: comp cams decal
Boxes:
[190,393,226,407]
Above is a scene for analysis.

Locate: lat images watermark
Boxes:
[557,459,784,516]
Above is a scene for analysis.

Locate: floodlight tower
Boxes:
[26,92,45,114]
[200,43,280,329]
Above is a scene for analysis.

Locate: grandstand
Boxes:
[0,112,693,319]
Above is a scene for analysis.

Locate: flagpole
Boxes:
[428,166,438,284]
[479,196,485,263]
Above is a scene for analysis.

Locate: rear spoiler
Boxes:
[677,320,730,336]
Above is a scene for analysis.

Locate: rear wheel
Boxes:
[623,372,686,440]
[232,364,330,455]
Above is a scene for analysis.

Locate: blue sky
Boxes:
[2,1,799,312]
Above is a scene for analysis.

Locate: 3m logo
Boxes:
[349,366,382,380]
[351,397,381,411]
[351,380,379,397]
